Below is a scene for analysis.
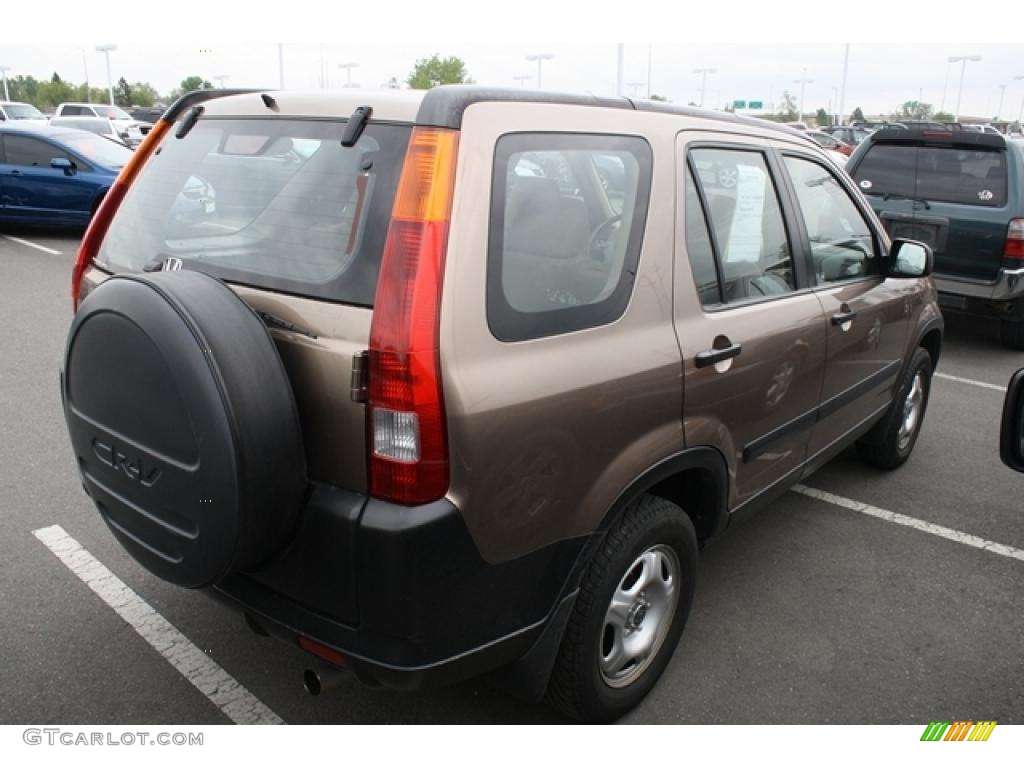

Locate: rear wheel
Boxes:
[856,347,932,470]
[1000,319,1024,351]
[545,495,697,723]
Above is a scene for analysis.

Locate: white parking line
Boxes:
[792,485,1024,563]
[2,234,63,255]
[935,372,1007,393]
[32,524,284,725]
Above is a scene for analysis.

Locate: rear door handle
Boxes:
[695,342,743,368]
[8,169,23,176]
[831,310,857,326]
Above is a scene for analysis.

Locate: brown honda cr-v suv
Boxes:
[60,86,943,722]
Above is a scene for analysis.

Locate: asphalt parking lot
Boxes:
[1,229,1021,725]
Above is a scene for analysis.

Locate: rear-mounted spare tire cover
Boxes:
[62,271,307,588]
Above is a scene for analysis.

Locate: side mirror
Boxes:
[887,238,933,278]
[1000,369,1024,473]
[51,157,75,175]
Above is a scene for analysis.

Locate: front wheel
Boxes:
[856,347,932,470]
[545,495,697,723]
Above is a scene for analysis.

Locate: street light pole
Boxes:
[940,58,952,113]
[616,43,624,97]
[949,55,981,122]
[793,69,813,122]
[647,44,652,100]
[0,66,9,101]
[693,67,715,108]
[1015,75,1024,126]
[627,81,644,98]
[95,44,117,105]
[513,75,531,88]
[80,48,89,98]
[996,84,1006,120]
[338,62,359,88]
[526,53,554,89]
[838,43,849,125]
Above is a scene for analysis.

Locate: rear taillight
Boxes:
[1005,219,1024,263]
[367,127,458,505]
[72,118,172,309]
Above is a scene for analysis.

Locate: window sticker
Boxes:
[725,164,767,263]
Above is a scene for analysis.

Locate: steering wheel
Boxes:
[589,215,622,262]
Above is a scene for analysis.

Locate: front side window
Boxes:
[783,155,877,283]
[488,133,652,342]
[689,148,796,303]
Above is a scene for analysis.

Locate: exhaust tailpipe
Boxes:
[304,666,347,696]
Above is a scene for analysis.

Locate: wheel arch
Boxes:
[596,446,730,547]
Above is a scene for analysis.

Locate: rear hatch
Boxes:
[849,129,1012,282]
[91,110,412,492]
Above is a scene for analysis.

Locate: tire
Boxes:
[856,347,932,470]
[1000,319,1024,351]
[62,270,307,588]
[545,495,698,723]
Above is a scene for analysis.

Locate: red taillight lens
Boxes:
[72,118,172,309]
[367,127,458,505]
[1005,219,1024,262]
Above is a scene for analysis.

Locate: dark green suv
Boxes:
[848,129,1024,348]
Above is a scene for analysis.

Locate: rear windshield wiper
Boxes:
[881,192,931,210]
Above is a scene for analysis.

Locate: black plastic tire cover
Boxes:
[62,271,307,588]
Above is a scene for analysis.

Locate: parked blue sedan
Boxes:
[0,124,132,227]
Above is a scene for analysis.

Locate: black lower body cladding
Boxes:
[213,488,587,690]
[62,271,307,588]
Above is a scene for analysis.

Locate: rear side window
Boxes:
[487,133,652,342]
[689,147,797,303]
[97,118,410,306]
[854,143,1008,207]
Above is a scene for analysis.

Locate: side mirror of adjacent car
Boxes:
[1000,369,1024,473]
[51,157,75,175]
[887,238,933,278]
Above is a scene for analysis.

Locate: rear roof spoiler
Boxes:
[161,89,267,123]
[869,128,1006,150]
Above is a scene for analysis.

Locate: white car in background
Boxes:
[53,102,148,147]
[48,116,133,147]
[0,101,48,125]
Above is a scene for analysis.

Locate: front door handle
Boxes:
[8,169,23,176]
[696,342,743,369]
[831,309,857,326]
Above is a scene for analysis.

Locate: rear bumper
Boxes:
[209,483,586,689]
[935,267,1024,309]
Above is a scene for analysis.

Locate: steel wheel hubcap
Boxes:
[599,544,680,689]
[898,372,925,451]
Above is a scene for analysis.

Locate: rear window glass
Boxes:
[97,118,410,306]
[854,143,1007,207]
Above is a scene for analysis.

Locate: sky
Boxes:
[2,3,1022,121]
